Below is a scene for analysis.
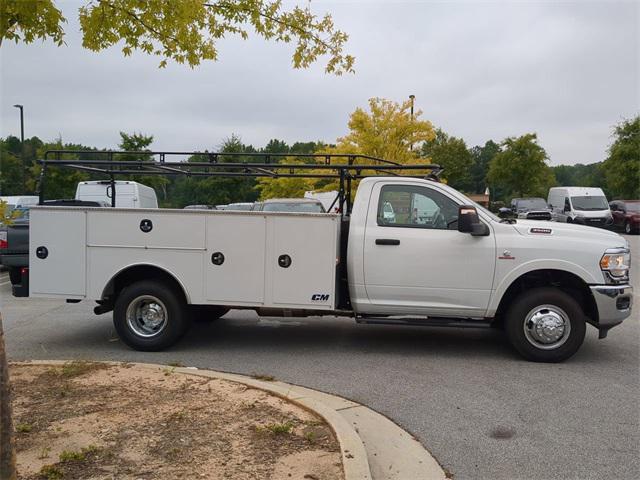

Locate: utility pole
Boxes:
[409,95,415,152]
[12,105,25,192]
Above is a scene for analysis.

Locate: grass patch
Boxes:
[59,450,86,462]
[257,421,294,436]
[304,431,317,443]
[47,361,104,379]
[38,446,52,459]
[251,373,275,382]
[167,361,185,367]
[39,464,64,479]
[59,445,100,463]
[162,367,175,376]
[15,422,32,433]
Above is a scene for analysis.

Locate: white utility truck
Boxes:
[16,151,633,362]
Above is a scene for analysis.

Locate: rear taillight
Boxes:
[0,231,7,249]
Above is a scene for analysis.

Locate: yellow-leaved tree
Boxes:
[0,0,354,74]
[256,97,436,199]
[331,97,435,162]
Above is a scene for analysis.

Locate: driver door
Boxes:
[362,182,496,317]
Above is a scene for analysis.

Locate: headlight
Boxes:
[600,248,630,282]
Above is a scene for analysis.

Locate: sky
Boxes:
[0,0,638,166]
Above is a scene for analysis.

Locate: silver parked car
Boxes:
[252,198,326,213]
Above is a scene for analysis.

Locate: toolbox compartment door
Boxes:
[30,208,86,297]
[270,215,338,309]
[205,214,266,304]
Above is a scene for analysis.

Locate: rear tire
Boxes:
[113,280,190,351]
[505,287,586,362]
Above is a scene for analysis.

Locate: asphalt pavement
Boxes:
[1,234,638,480]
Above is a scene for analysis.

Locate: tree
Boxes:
[487,133,556,200]
[602,116,640,199]
[551,163,604,189]
[255,159,315,199]
[1,0,354,74]
[168,135,260,206]
[331,97,435,162]
[421,129,473,191]
[115,131,171,201]
[469,140,500,194]
[0,136,45,195]
[0,146,22,195]
[263,139,290,155]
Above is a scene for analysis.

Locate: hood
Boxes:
[511,219,627,247]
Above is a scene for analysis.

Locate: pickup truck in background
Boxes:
[506,197,553,221]
[12,151,634,363]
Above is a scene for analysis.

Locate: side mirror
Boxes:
[458,205,490,236]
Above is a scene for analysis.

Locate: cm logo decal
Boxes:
[311,294,330,301]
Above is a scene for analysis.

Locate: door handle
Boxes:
[375,239,400,246]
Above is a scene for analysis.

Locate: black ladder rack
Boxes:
[38,150,442,215]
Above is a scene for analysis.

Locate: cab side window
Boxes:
[377,185,459,230]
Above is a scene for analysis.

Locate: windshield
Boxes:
[262,202,325,213]
[516,198,547,210]
[571,196,609,211]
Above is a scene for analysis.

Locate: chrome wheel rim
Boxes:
[126,295,168,338]
[625,223,631,234]
[523,304,571,350]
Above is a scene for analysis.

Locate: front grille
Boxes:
[526,212,552,221]
[587,218,605,225]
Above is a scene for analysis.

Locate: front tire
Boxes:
[114,280,190,351]
[505,287,586,362]
[624,221,637,235]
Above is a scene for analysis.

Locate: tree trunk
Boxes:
[0,313,17,480]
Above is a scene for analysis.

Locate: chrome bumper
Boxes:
[589,285,633,328]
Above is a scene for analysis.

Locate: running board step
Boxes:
[356,316,492,328]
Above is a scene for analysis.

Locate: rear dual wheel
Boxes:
[114,280,190,351]
[505,288,586,362]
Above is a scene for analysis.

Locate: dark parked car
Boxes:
[609,200,640,234]
[507,197,552,221]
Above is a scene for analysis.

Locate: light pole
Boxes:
[12,105,25,192]
[409,95,415,151]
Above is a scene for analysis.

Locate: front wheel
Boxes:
[113,280,190,351]
[505,287,586,362]
[624,221,637,235]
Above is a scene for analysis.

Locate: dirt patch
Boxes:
[9,362,343,480]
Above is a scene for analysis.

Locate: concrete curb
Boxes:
[13,360,447,480]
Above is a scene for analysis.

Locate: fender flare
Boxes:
[101,262,192,304]
[487,259,599,316]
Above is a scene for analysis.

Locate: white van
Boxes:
[75,181,158,208]
[0,195,39,210]
[547,187,612,227]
